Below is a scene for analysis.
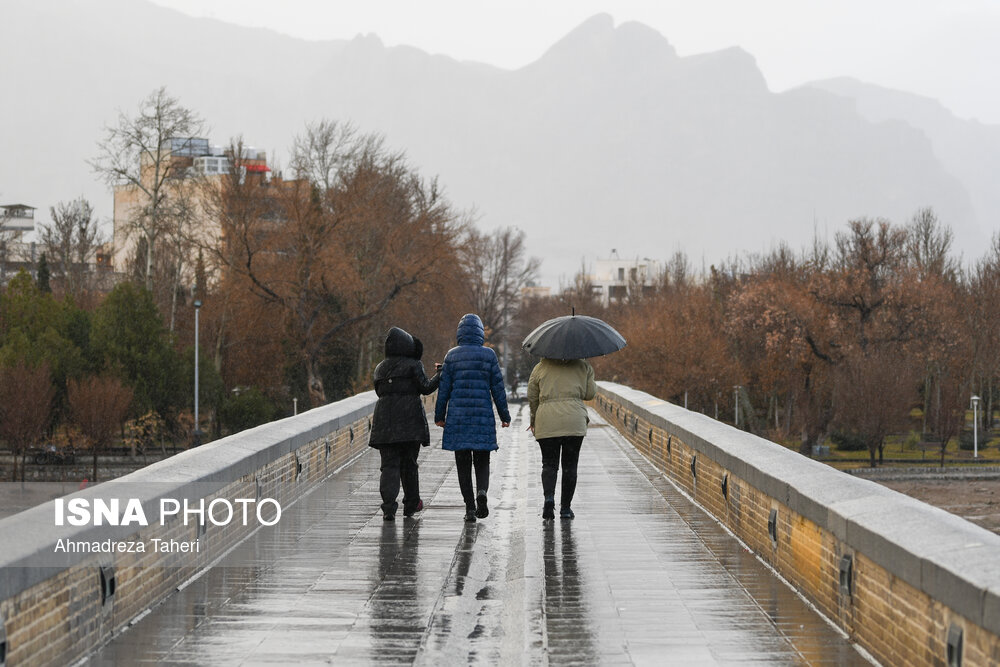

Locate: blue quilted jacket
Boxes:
[434,314,511,451]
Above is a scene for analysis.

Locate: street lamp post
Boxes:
[194,300,202,446]
[734,385,741,427]
[972,395,981,459]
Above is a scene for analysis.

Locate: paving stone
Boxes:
[87,405,867,665]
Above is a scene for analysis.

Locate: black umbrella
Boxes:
[521,314,626,359]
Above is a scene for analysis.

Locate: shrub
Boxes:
[830,430,868,452]
[219,388,278,434]
[959,431,977,451]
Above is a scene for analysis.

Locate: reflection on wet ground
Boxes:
[87,406,868,665]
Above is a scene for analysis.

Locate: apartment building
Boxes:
[0,204,39,283]
[111,137,272,275]
[590,249,661,306]
[2,203,115,289]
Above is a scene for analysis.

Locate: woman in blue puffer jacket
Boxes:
[435,313,511,522]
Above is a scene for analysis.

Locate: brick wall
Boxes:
[596,382,1000,667]
[0,391,377,667]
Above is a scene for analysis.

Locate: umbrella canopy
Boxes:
[521,315,626,359]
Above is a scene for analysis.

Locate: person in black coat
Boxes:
[370,327,441,520]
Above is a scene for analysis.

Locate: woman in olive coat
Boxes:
[369,327,441,520]
[527,357,596,520]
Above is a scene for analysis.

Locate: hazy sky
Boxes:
[149,0,1000,124]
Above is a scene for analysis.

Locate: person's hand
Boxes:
[501,422,510,428]
[435,420,445,427]
[434,362,443,371]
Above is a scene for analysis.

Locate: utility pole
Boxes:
[193,299,202,446]
[734,385,741,427]
[502,233,510,391]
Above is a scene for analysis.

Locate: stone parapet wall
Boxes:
[596,382,1000,667]
[0,392,377,667]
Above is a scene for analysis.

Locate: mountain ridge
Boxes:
[1,0,993,285]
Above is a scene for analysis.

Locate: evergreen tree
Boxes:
[36,252,51,293]
[0,271,87,414]
[91,281,184,419]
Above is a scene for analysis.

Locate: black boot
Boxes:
[403,499,423,517]
[464,503,477,522]
[560,506,575,520]
[542,497,555,521]
[475,491,489,519]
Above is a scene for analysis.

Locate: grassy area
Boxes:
[825,433,1000,462]
[766,406,1000,469]
[774,428,1000,470]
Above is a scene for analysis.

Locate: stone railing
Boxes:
[0,392,377,667]
[596,381,1000,667]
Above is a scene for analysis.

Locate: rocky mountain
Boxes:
[804,77,1000,258]
[1,1,993,286]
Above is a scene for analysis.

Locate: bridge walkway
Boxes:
[87,405,867,665]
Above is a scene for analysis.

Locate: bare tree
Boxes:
[39,197,105,298]
[90,87,204,291]
[968,233,1000,435]
[161,183,200,332]
[458,225,541,370]
[68,375,133,482]
[289,120,360,193]
[559,260,602,312]
[906,207,958,281]
[662,251,692,291]
[0,362,55,481]
[927,362,973,466]
[832,347,918,466]
[202,126,462,406]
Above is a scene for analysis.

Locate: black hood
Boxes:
[384,327,415,357]
[411,336,424,361]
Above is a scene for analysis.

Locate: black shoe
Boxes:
[475,493,489,519]
[464,507,477,522]
[542,499,555,520]
[560,506,575,520]
[403,499,423,517]
[383,512,395,521]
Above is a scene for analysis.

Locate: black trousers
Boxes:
[454,450,491,507]
[378,442,421,515]
[538,436,583,507]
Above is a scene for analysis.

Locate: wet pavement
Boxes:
[87,406,868,665]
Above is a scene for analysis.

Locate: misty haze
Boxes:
[6,4,1000,666]
[2,1,997,287]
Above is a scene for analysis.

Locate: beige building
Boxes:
[520,281,551,299]
[112,138,271,278]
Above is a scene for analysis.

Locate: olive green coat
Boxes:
[527,358,597,439]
